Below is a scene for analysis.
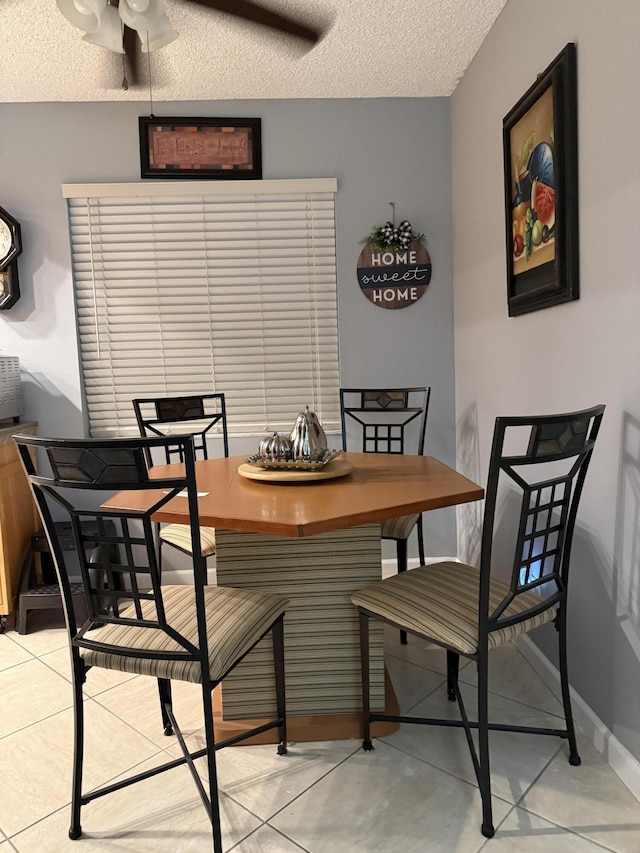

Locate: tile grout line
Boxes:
[4,746,174,842]
[507,803,626,853]
[379,734,515,807]
[508,740,628,853]
[472,744,568,850]
[233,742,365,827]
[227,822,313,853]
[4,627,637,852]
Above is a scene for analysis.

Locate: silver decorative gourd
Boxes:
[258,432,292,459]
[289,406,328,461]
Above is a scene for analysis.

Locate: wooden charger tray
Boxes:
[237,457,353,483]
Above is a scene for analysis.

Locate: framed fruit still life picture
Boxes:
[503,43,578,316]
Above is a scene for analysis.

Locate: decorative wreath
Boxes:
[361,219,426,253]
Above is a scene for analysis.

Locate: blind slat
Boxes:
[68,183,339,437]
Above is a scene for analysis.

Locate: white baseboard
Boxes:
[517,635,640,802]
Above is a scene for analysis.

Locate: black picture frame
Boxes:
[139,116,262,180]
[503,43,578,317]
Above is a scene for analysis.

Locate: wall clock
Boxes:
[0,206,22,270]
[0,262,20,310]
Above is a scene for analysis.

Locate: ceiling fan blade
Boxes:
[121,25,141,90]
[181,0,327,45]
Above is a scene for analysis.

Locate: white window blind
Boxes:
[62,179,339,438]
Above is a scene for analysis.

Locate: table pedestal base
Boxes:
[212,668,399,745]
[216,524,386,721]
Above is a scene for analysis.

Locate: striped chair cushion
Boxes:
[351,561,556,656]
[381,513,420,541]
[81,585,288,683]
[160,524,217,556]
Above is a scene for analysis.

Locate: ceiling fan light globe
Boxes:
[74,0,105,14]
[57,0,108,33]
[118,0,164,30]
[82,5,124,53]
[139,16,178,53]
[126,0,151,12]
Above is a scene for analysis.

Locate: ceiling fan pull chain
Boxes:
[121,24,129,90]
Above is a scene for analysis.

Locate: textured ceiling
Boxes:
[0,0,507,103]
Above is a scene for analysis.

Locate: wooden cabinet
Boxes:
[0,422,39,626]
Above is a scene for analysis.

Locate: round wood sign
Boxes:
[357,239,432,309]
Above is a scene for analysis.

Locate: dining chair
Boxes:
[340,386,431,643]
[15,432,288,853]
[132,393,228,580]
[351,404,605,838]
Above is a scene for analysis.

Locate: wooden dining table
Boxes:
[105,451,483,743]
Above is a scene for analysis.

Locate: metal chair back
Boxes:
[340,387,430,455]
[132,393,229,467]
[15,433,207,663]
[479,405,605,639]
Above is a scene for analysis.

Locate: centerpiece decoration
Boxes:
[246,406,340,470]
[290,405,327,460]
[258,432,292,460]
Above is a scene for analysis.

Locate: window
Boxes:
[62,179,339,438]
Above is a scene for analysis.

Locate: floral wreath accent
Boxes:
[361,219,426,253]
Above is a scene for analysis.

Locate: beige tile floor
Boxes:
[1,612,640,852]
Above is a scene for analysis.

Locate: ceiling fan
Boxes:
[56,0,329,89]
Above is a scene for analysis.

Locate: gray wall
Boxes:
[452,1,640,758]
[0,98,457,556]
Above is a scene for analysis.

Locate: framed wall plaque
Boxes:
[357,241,431,309]
[139,116,262,179]
[503,44,578,316]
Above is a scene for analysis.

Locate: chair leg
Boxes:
[358,609,374,751]
[200,680,223,853]
[272,615,288,755]
[69,651,86,840]
[477,647,495,838]
[556,606,581,765]
[446,650,459,701]
[157,527,164,579]
[396,539,408,645]
[417,514,425,566]
[157,678,174,736]
[17,550,35,635]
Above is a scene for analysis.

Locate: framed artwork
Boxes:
[503,43,578,316]
[139,116,262,179]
